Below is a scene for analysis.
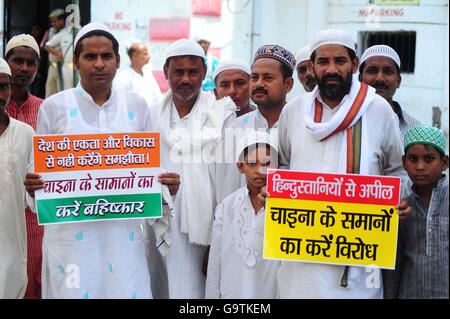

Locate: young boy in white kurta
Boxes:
[205,131,280,299]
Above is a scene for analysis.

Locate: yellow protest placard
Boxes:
[264,170,401,269]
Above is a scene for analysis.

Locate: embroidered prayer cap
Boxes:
[237,130,278,163]
[360,45,401,69]
[253,45,296,72]
[49,8,65,18]
[404,125,447,156]
[5,34,40,58]
[310,28,356,54]
[0,58,12,77]
[213,59,251,80]
[74,23,117,50]
[295,44,312,67]
[165,38,205,61]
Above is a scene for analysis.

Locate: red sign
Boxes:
[192,0,222,17]
[153,70,169,93]
[358,8,405,17]
[149,18,190,41]
[267,169,401,206]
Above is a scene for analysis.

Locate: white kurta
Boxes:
[0,118,34,299]
[276,85,408,299]
[205,187,280,299]
[28,84,154,299]
[152,91,236,298]
[114,66,162,107]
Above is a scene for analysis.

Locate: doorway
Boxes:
[2,0,90,97]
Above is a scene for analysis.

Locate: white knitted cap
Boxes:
[166,38,205,61]
[295,44,311,66]
[310,29,356,54]
[213,59,251,80]
[0,58,12,76]
[360,44,401,69]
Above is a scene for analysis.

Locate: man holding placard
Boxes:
[263,29,411,299]
[24,23,179,299]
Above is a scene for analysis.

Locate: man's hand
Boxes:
[397,199,412,220]
[24,173,44,198]
[158,172,180,195]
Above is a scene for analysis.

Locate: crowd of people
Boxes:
[0,18,448,299]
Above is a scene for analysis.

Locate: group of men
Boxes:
[1,20,441,299]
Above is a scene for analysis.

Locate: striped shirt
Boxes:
[384,176,449,299]
[6,93,43,130]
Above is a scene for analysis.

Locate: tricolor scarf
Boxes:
[153,90,236,246]
[305,75,377,288]
[304,75,376,175]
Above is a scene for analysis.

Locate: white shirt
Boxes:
[114,65,162,107]
[276,86,408,299]
[205,187,280,299]
[29,84,153,299]
[0,117,34,299]
[151,91,236,298]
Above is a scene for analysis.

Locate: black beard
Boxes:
[316,72,353,101]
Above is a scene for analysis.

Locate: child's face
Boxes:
[237,146,277,190]
[402,144,449,187]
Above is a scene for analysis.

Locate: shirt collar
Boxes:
[76,82,116,108]
[8,92,32,109]
[317,92,347,111]
[392,101,405,122]
[411,174,448,200]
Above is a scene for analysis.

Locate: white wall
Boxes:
[89,0,448,137]
[327,0,449,133]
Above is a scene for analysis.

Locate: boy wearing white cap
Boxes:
[213,59,255,117]
[205,131,280,299]
[24,23,180,299]
[0,58,35,298]
[295,44,317,93]
[272,29,411,298]
[150,38,236,298]
[359,45,421,138]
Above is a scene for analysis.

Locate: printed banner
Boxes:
[264,169,401,269]
[34,133,162,225]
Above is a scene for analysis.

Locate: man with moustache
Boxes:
[295,44,317,93]
[270,29,411,298]
[5,34,44,299]
[213,59,255,117]
[23,23,180,299]
[0,58,35,299]
[150,38,236,298]
[212,45,296,235]
[359,45,421,138]
[236,44,295,131]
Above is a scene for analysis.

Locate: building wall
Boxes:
[89,0,448,136]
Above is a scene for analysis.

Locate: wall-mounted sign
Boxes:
[192,0,222,17]
[149,18,190,41]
